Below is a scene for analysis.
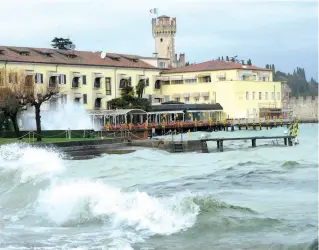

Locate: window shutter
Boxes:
[64,74,66,84]
[40,74,43,83]
[82,75,86,84]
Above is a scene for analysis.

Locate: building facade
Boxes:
[152,60,283,119]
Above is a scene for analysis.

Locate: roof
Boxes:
[0,46,158,69]
[162,60,270,74]
[158,15,170,18]
[151,103,223,112]
[88,109,147,116]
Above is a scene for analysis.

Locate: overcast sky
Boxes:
[1,0,318,80]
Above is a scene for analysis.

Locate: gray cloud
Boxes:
[0,0,317,79]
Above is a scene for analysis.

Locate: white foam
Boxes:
[0,144,65,183]
[36,179,199,247]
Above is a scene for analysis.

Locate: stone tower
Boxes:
[152,15,178,68]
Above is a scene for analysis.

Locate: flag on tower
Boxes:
[150,8,158,15]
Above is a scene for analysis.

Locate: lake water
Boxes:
[0,124,318,250]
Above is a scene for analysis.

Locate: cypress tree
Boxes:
[226,56,229,61]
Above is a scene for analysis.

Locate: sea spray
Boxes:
[0,143,65,184]
[36,180,200,234]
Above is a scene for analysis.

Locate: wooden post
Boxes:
[231,126,234,131]
[217,140,220,149]
[288,137,293,146]
[219,140,224,152]
[284,138,287,146]
[252,139,256,147]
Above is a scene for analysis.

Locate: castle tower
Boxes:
[152,15,176,67]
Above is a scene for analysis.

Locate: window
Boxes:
[155,80,161,89]
[184,97,189,102]
[271,92,275,100]
[219,77,226,81]
[94,77,101,88]
[259,92,262,100]
[172,80,183,84]
[145,78,149,86]
[72,77,80,88]
[119,77,131,89]
[95,98,102,108]
[82,75,87,85]
[105,77,111,95]
[175,97,180,102]
[49,76,58,88]
[159,62,166,68]
[83,94,87,104]
[25,75,33,87]
[185,79,196,84]
[252,92,255,100]
[242,75,248,81]
[246,91,249,100]
[204,96,209,101]
[74,98,80,103]
[9,72,18,83]
[0,71,3,86]
[194,97,199,102]
[160,38,163,42]
[35,73,43,84]
[59,74,66,84]
[265,92,268,100]
[277,92,280,100]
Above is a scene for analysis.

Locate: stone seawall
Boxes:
[283,96,318,121]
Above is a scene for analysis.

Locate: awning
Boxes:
[25,71,36,76]
[216,73,226,77]
[191,92,200,97]
[169,76,183,80]
[49,72,60,77]
[259,72,270,77]
[120,74,130,79]
[157,76,169,81]
[182,93,190,97]
[153,94,164,98]
[182,75,196,80]
[139,75,149,80]
[73,73,82,78]
[94,73,104,78]
[172,93,181,98]
[197,74,211,77]
[240,70,253,76]
[96,93,104,98]
[201,92,209,97]
[74,93,82,98]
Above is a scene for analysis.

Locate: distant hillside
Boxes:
[268,65,318,97]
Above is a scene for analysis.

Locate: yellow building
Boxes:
[0,45,283,121]
[155,60,283,119]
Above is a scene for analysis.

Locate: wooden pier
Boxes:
[200,135,296,152]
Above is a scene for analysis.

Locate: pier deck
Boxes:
[200,135,296,152]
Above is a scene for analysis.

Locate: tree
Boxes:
[247,59,252,66]
[8,70,63,141]
[221,56,224,61]
[0,69,29,138]
[136,79,146,99]
[226,56,229,61]
[241,60,245,65]
[266,64,270,69]
[51,37,75,50]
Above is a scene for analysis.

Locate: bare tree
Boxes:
[0,69,62,141]
[0,69,28,138]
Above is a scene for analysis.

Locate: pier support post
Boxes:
[239,126,241,130]
[219,140,224,152]
[231,126,234,131]
[252,139,256,147]
[284,138,287,146]
[288,138,293,146]
[217,140,220,149]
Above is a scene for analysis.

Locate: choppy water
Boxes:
[0,124,318,250]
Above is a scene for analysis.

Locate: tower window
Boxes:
[160,38,163,42]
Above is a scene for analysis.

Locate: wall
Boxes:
[0,62,161,111]
[285,96,318,121]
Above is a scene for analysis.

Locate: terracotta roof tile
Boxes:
[0,46,157,69]
[162,60,270,74]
